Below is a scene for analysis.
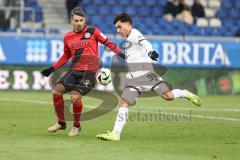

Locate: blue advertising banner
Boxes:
[0,36,239,68]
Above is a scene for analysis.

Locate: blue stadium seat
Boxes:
[171,19,184,30]
[227,9,239,18]
[139,25,149,35]
[229,26,238,35]
[82,0,92,5]
[91,0,105,5]
[36,14,43,22]
[235,1,240,8]
[162,24,175,35]
[111,6,124,15]
[223,20,234,28]
[24,10,32,21]
[152,7,163,16]
[118,0,130,6]
[102,16,114,25]
[156,18,168,25]
[221,1,234,9]
[151,25,161,34]
[144,17,157,25]
[35,28,45,34]
[107,0,118,5]
[188,25,200,35]
[24,0,38,6]
[84,6,98,16]
[138,7,150,16]
[132,17,143,27]
[234,20,240,26]
[203,27,214,36]
[21,28,32,33]
[88,16,101,26]
[132,0,142,6]
[196,28,208,36]
[98,6,110,15]
[145,0,156,6]
[215,10,227,19]
[158,0,168,6]
[49,28,60,34]
[6,28,17,32]
[124,7,136,15]
[104,25,115,34]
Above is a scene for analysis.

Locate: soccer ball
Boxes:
[96,68,112,85]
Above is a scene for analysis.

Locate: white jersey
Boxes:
[124,28,155,78]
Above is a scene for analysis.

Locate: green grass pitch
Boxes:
[0,91,239,160]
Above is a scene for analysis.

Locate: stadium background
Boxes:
[0,0,240,95]
[0,0,240,160]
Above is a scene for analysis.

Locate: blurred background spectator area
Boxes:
[0,0,239,37]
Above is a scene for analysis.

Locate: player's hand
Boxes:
[41,67,54,77]
[148,51,159,61]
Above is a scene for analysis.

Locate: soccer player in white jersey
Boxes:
[97,13,201,141]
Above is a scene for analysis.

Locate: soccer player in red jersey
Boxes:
[41,7,125,136]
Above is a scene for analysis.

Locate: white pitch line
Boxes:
[191,114,240,122]
[136,106,240,112]
[1,97,239,112]
[0,97,51,105]
[0,97,240,122]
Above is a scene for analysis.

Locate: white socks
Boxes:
[113,107,128,135]
[171,89,187,99]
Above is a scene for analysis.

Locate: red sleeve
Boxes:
[52,37,71,70]
[94,28,124,57]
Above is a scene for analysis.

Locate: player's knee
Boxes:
[71,95,81,104]
[119,98,131,107]
[52,84,65,96]
[52,89,63,97]
[162,91,174,101]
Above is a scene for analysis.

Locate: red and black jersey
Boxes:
[52,26,123,72]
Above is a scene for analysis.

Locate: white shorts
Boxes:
[121,66,171,105]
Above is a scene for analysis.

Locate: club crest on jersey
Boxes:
[84,32,91,38]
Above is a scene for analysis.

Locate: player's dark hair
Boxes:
[71,7,86,18]
[114,13,132,25]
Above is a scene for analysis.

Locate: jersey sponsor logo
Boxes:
[84,32,91,39]
[70,41,91,49]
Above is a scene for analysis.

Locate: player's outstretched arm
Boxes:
[41,37,71,77]
[104,40,125,59]
[140,39,159,61]
[41,52,70,77]
[94,27,125,59]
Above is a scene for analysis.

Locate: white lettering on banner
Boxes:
[0,70,115,91]
[161,42,230,66]
[162,42,176,64]
[0,70,9,89]
[12,71,29,90]
[192,43,200,65]
[210,44,230,65]
[50,40,64,62]
[177,43,192,64]
[0,44,6,61]
[201,43,214,65]
[32,71,51,90]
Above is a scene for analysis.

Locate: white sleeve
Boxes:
[139,39,154,53]
[132,29,154,53]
